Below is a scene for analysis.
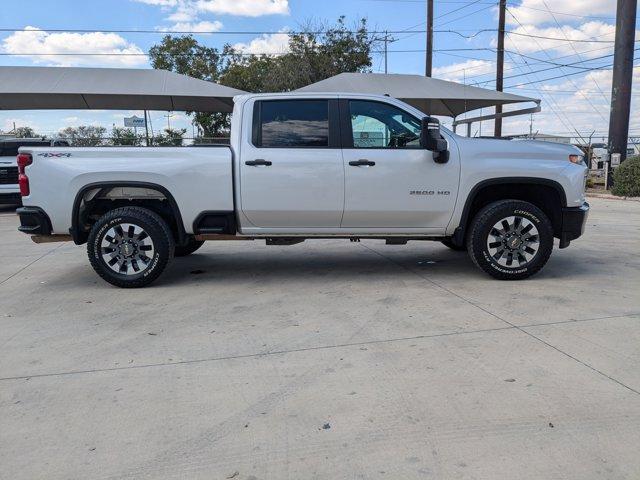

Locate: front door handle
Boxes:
[245,159,272,167]
[349,159,376,167]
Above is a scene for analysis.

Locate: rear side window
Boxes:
[254,100,329,148]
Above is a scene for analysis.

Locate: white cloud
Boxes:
[433,59,495,82]
[166,9,196,22]
[134,0,178,6]
[158,20,223,32]
[133,0,289,18]
[233,31,290,55]
[506,0,615,26]
[194,0,289,16]
[1,26,146,67]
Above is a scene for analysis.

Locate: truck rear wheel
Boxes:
[87,206,174,288]
[466,200,553,280]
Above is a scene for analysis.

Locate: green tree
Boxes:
[153,128,186,146]
[221,17,378,92]
[149,36,230,139]
[59,126,106,146]
[14,126,37,138]
[148,17,379,135]
[110,126,143,146]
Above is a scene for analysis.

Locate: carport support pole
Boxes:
[426,0,433,77]
[494,0,506,138]
[606,0,637,189]
[144,110,150,147]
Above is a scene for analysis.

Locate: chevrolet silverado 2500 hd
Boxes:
[16,93,589,287]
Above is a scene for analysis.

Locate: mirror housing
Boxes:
[420,116,449,163]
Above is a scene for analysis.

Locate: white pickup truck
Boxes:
[16,92,589,287]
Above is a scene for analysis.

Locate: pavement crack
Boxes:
[359,243,640,397]
[0,243,65,286]
[0,324,517,382]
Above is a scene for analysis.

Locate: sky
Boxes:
[0,0,638,142]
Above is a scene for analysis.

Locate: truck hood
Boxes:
[453,136,583,162]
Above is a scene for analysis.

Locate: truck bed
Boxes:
[19,146,234,234]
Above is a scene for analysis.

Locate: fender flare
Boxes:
[451,177,567,246]
[70,181,186,245]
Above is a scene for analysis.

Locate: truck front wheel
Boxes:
[466,200,553,280]
[87,206,174,288]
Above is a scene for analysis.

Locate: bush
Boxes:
[612,155,640,197]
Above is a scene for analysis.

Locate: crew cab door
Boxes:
[239,98,344,229]
[340,99,459,229]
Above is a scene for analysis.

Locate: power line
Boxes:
[540,0,609,103]
[506,7,609,122]
[2,26,632,44]
[511,5,615,21]
[507,58,639,88]
[506,30,624,43]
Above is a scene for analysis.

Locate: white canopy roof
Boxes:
[296,72,538,117]
[0,66,246,112]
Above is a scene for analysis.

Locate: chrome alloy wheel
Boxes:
[100,223,155,275]
[486,215,540,268]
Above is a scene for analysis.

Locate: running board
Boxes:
[31,234,73,243]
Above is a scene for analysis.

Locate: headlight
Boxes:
[569,154,584,164]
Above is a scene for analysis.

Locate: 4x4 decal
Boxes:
[37,153,72,158]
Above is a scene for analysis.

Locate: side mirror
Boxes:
[420,116,449,163]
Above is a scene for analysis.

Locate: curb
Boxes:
[586,192,640,202]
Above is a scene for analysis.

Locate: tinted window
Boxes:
[258,100,329,147]
[0,140,50,157]
[349,100,421,149]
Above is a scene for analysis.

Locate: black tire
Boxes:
[87,207,174,288]
[466,200,553,280]
[441,238,467,251]
[174,238,205,257]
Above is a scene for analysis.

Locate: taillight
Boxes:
[17,153,32,196]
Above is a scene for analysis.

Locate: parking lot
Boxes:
[1,196,639,480]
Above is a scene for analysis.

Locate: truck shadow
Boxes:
[150,243,598,287]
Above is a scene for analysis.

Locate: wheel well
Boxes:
[458,181,565,242]
[71,183,185,245]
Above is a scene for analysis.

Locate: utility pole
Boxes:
[384,31,389,74]
[426,0,434,77]
[494,0,506,137]
[382,31,396,74]
[607,0,637,188]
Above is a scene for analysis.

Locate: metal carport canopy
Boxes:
[0,66,246,113]
[296,72,539,117]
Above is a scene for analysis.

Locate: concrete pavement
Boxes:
[1,197,639,479]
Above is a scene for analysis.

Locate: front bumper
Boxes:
[17,207,52,235]
[559,202,589,248]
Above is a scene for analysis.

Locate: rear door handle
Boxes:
[245,159,272,167]
[349,159,376,167]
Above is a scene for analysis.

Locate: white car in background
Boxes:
[1,138,68,205]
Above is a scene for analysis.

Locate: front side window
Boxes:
[349,100,421,149]
[257,100,329,148]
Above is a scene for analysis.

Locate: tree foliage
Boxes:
[149,36,231,140]
[148,17,378,137]
[222,17,377,92]
[59,125,107,146]
[13,126,38,138]
[612,155,640,197]
[153,128,187,146]
[110,127,143,146]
